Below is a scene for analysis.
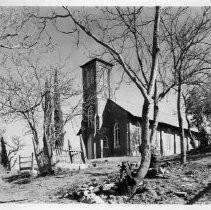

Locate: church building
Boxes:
[77,58,200,159]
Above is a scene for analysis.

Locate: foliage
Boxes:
[186,86,211,146]
[0,137,9,169]
[54,69,64,147]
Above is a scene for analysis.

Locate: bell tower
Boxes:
[80,58,113,159]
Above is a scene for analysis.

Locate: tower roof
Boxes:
[80,58,113,68]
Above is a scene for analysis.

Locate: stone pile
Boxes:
[60,161,173,204]
[61,178,126,204]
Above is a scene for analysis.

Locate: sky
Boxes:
[0,4,197,159]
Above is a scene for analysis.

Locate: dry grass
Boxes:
[0,155,210,204]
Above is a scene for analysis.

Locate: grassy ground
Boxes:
[0,155,211,204]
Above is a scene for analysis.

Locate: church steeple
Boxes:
[81,58,113,126]
[80,58,113,159]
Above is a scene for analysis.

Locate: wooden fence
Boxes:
[19,153,34,172]
[35,146,85,174]
[52,147,84,164]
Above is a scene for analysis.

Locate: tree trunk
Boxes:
[128,100,152,198]
[137,100,151,180]
[185,109,196,149]
[177,82,186,163]
[150,82,159,147]
[134,6,160,184]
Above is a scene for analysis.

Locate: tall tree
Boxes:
[42,78,53,171]
[0,137,9,170]
[0,53,81,164]
[54,69,64,147]
[160,7,211,163]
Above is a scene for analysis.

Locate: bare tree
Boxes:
[0,52,81,159]
[5,136,25,170]
[32,6,161,185]
[160,7,211,163]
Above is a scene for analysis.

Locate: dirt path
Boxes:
[0,155,211,204]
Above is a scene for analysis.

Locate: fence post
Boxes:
[19,155,21,171]
[69,151,73,163]
[31,153,34,172]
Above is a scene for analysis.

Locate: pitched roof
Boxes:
[80,58,113,68]
[108,99,198,132]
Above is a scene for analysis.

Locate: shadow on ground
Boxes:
[187,183,211,204]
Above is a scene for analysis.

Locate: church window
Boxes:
[136,122,141,144]
[166,133,172,151]
[114,123,120,148]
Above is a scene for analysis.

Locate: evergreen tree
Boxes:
[42,78,53,173]
[0,137,9,169]
[54,69,64,147]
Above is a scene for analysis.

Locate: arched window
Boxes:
[114,123,120,148]
[136,122,141,144]
[87,106,93,127]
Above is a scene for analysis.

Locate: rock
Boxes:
[81,193,105,204]
[103,183,116,191]
[100,194,108,200]
[83,190,90,196]
[82,184,89,188]
[92,187,101,194]
[92,195,105,204]
[158,167,166,174]
[116,196,126,204]
[147,189,158,199]
[92,181,98,187]
[62,193,70,198]
[107,195,118,204]
[174,191,187,197]
[71,191,81,199]
[89,186,94,191]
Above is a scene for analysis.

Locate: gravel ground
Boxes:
[0,155,211,204]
